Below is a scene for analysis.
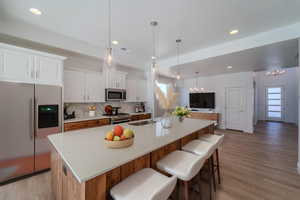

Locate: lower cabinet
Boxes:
[130,113,151,121]
[64,118,111,132]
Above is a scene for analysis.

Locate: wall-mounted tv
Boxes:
[189,93,215,109]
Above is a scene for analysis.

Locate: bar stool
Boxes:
[181,140,217,197]
[156,150,206,200]
[198,134,224,184]
[110,168,177,200]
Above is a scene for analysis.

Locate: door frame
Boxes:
[265,85,285,122]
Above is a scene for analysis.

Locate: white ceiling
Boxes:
[171,39,299,78]
[0,0,300,71]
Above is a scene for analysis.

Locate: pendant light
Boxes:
[105,0,113,67]
[150,21,158,73]
[176,39,182,80]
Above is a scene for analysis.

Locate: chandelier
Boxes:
[266,69,286,76]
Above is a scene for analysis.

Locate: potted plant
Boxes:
[172,106,190,122]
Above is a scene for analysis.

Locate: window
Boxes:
[155,81,168,95]
[266,87,283,120]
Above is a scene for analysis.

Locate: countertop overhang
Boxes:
[48,118,214,183]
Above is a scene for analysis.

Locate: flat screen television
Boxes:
[189,93,215,109]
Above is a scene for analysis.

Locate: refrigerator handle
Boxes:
[35,98,39,136]
[30,98,34,140]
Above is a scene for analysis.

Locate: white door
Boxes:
[0,49,34,83]
[266,87,283,121]
[64,70,85,102]
[85,73,105,102]
[35,56,62,86]
[225,87,245,131]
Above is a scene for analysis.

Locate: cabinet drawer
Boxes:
[64,118,111,132]
[142,114,151,120]
[130,115,140,121]
[64,121,88,131]
[86,120,99,128]
[99,118,110,126]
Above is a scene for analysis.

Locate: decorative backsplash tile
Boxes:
[64,102,147,118]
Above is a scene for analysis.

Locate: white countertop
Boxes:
[49,118,214,183]
[64,112,151,123]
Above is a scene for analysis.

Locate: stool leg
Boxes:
[183,181,189,200]
[216,149,221,184]
[211,156,216,192]
[208,159,213,200]
[197,171,202,200]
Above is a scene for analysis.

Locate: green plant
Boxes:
[172,106,190,117]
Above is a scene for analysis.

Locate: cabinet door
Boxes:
[85,72,105,102]
[118,73,126,89]
[35,56,63,86]
[126,79,137,102]
[64,70,85,102]
[136,80,147,102]
[0,48,34,83]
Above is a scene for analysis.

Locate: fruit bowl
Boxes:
[104,125,135,149]
[104,136,134,149]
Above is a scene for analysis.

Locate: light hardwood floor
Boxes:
[1,121,299,200]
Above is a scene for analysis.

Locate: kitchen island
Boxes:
[49,118,215,200]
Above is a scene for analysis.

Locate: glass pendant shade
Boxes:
[106,47,113,67]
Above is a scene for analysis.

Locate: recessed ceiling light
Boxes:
[227,66,233,69]
[112,40,119,45]
[229,29,239,35]
[151,56,157,60]
[29,8,42,15]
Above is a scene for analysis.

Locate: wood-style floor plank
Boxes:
[0,121,299,200]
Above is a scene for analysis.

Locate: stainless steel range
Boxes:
[102,113,131,124]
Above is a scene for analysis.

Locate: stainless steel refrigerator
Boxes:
[0,81,62,183]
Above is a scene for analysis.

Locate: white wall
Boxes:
[298,39,300,174]
[179,71,254,133]
[254,67,299,124]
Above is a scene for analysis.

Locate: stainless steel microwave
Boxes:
[105,89,126,101]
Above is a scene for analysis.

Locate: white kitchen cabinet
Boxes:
[0,48,34,83]
[104,69,127,89]
[126,79,147,102]
[64,70,85,102]
[64,70,105,103]
[0,43,65,86]
[85,72,105,102]
[35,56,63,86]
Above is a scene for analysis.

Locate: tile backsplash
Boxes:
[64,102,148,118]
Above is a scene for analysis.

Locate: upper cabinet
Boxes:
[0,43,65,86]
[104,69,127,89]
[64,70,105,103]
[126,79,147,102]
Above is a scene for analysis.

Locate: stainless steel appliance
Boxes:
[0,82,62,183]
[105,88,126,101]
[102,113,131,124]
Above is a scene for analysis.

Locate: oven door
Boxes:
[106,89,123,101]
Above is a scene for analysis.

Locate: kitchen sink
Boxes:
[128,120,157,126]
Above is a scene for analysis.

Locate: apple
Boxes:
[123,128,134,139]
[120,135,127,140]
[113,136,121,141]
[105,131,114,141]
[114,125,123,137]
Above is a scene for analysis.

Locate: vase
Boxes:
[178,116,184,122]
[161,111,172,129]
[89,110,96,117]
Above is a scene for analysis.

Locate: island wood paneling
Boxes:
[189,112,219,122]
[52,124,214,200]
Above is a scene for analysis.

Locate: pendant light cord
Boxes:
[108,0,112,49]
